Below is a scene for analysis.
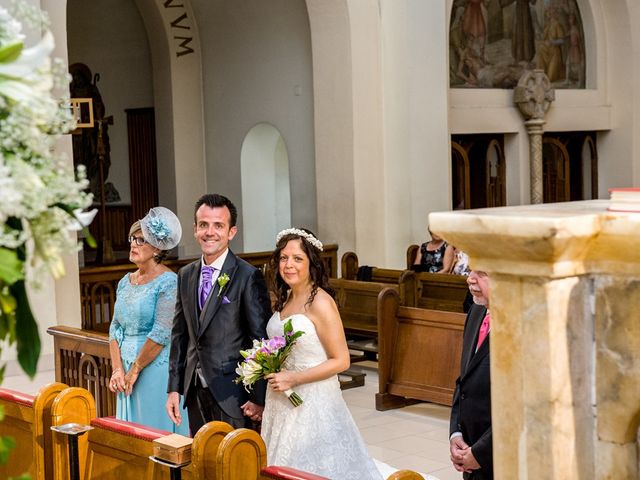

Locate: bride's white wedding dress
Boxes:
[261,312,383,479]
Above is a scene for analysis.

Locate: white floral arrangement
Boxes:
[0,2,95,377]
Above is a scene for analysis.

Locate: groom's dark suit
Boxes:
[450,303,493,479]
[168,250,271,432]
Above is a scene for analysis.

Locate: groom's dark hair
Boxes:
[194,193,238,227]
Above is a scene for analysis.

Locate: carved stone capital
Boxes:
[514,69,555,121]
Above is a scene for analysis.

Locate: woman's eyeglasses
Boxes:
[128,236,147,246]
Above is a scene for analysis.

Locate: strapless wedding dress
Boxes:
[261,312,383,479]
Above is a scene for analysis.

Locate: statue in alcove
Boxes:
[69,63,120,202]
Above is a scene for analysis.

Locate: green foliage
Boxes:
[11,281,40,378]
[0,435,15,464]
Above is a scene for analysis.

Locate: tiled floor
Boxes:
[342,362,460,480]
[3,360,461,480]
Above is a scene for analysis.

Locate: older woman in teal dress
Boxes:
[108,207,189,434]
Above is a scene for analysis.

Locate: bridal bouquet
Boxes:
[235,318,305,407]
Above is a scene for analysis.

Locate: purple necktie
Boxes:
[199,266,215,310]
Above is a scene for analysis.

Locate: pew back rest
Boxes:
[415,272,468,312]
[216,428,266,480]
[50,387,96,480]
[406,244,419,269]
[191,420,234,480]
[85,416,171,480]
[330,278,398,337]
[0,382,67,480]
[377,288,466,408]
[262,465,330,479]
[0,388,36,479]
[79,245,338,332]
[339,252,417,306]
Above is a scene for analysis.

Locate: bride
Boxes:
[260,228,383,479]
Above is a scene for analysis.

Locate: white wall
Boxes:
[193,0,316,251]
[381,0,451,268]
[67,0,154,205]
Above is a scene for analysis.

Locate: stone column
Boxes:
[514,70,555,204]
[430,201,640,479]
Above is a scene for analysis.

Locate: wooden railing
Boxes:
[47,326,115,418]
[79,244,338,332]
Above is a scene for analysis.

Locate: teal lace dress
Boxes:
[109,271,189,434]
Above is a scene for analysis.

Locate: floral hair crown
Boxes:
[276,228,323,251]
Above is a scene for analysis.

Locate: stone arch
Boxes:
[133,0,206,257]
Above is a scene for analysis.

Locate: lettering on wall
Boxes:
[162,0,195,57]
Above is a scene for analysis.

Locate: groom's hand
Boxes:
[166,392,183,426]
[241,401,264,422]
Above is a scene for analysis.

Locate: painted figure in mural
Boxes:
[450,5,467,83]
[462,0,487,59]
[565,12,583,85]
[69,63,114,199]
[500,0,537,63]
[486,0,504,44]
[536,6,566,82]
[457,45,522,88]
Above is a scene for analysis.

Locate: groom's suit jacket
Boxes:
[168,250,271,419]
[449,303,493,479]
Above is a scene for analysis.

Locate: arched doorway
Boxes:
[240,123,291,252]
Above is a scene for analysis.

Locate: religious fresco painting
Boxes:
[450,0,586,89]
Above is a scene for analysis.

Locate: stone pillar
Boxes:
[430,201,640,479]
[514,70,554,204]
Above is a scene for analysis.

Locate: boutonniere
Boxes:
[217,273,230,297]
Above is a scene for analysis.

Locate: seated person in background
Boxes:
[451,246,471,276]
[412,228,454,273]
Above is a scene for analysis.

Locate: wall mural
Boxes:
[450,0,586,89]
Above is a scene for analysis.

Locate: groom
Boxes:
[166,193,271,434]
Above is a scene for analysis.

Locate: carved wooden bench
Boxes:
[376,288,466,410]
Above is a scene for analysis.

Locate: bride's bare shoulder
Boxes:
[307,289,339,319]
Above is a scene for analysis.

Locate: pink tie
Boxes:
[476,312,490,350]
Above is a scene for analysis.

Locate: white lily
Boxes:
[67,208,98,231]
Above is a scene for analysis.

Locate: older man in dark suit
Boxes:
[450,270,493,479]
[166,193,271,434]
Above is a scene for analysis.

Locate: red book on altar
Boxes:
[608,188,640,212]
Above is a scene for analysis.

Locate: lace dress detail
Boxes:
[108,271,188,434]
[261,313,383,480]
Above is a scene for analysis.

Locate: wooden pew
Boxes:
[376,288,466,410]
[80,244,339,332]
[0,382,67,480]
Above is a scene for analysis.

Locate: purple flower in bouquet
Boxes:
[235,318,305,407]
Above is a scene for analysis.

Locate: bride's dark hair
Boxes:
[268,228,335,312]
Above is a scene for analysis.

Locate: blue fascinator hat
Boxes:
[140,206,182,250]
